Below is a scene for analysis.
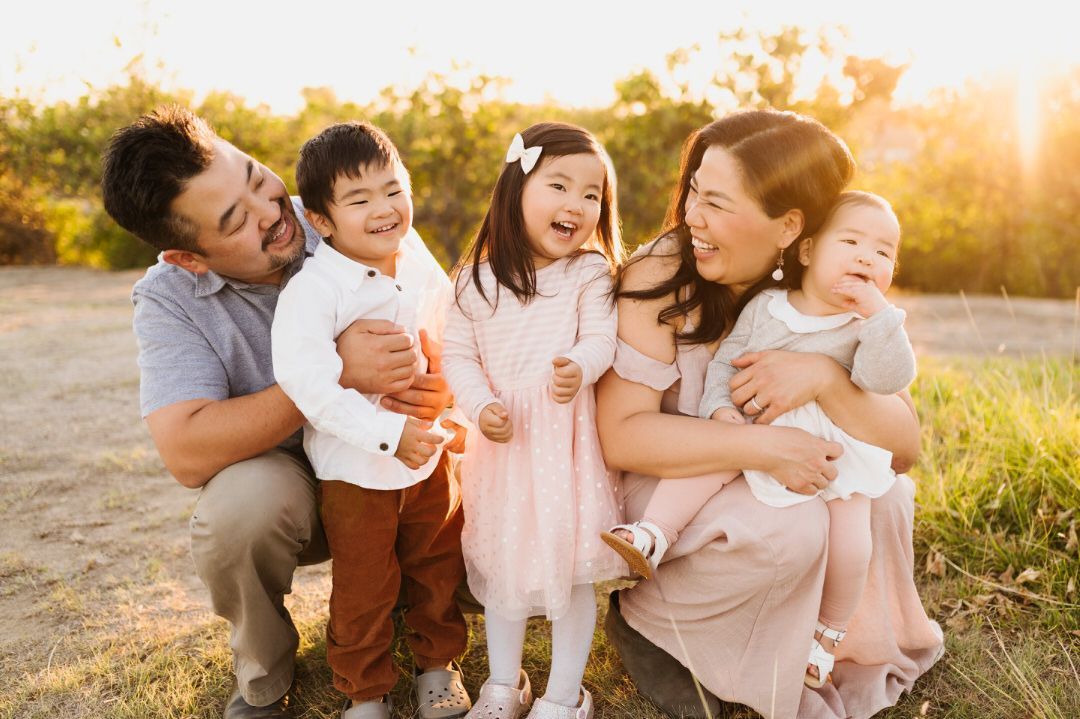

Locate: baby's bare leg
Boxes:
[819,494,873,630]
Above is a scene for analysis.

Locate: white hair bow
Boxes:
[505,133,542,174]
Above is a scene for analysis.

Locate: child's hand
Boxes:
[395,417,444,469]
[832,278,888,318]
[479,403,513,443]
[710,407,745,425]
[440,418,467,454]
[550,357,583,404]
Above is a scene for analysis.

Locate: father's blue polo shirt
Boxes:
[131,198,320,452]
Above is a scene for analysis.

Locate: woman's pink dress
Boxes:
[612,321,943,718]
[443,254,626,621]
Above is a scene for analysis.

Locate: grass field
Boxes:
[0,268,1076,718]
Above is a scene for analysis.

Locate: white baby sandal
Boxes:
[805,623,846,688]
[600,521,670,579]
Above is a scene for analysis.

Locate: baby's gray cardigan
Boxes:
[699,290,917,420]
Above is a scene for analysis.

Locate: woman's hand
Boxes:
[763,427,844,495]
[729,350,845,424]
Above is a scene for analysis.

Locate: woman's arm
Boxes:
[821,377,919,473]
[595,255,842,495]
[728,351,920,473]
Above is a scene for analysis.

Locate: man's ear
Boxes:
[305,208,334,238]
[161,249,210,275]
[798,237,813,267]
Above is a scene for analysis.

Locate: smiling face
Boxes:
[305,161,413,274]
[799,201,901,307]
[684,146,800,295]
[520,152,605,269]
[167,139,305,285]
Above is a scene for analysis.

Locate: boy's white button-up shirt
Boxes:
[271,228,453,489]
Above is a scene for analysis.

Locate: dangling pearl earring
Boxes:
[771,251,784,281]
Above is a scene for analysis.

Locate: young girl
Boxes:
[442,123,626,719]
[602,191,916,689]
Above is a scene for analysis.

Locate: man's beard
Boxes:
[262,202,305,269]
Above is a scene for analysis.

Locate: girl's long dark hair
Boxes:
[456,122,624,309]
[616,110,855,345]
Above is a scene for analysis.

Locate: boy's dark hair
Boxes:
[296,121,404,219]
[100,105,218,253]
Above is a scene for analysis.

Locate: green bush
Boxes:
[2,36,1077,295]
[0,175,56,264]
[46,198,156,270]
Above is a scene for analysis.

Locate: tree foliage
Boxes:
[1,28,1076,298]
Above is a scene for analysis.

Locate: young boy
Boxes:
[271,122,470,719]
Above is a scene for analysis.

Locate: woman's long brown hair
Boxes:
[616,109,855,345]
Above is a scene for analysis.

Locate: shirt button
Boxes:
[395,284,402,291]
[379,442,389,451]
[367,270,376,277]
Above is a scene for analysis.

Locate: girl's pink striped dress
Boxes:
[443,253,625,620]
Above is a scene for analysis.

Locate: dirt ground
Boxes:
[0,266,1075,687]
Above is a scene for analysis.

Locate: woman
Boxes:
[596,110,943,719]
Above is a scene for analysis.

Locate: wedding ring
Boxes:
[749,396,764,413]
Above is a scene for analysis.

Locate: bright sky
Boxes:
[2,0,1074,114]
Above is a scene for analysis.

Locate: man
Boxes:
[101,106,454,718]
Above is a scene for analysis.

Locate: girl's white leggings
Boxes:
[484,583,596,707]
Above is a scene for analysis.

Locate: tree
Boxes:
[863,70,1079,298]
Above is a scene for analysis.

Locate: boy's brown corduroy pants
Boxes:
[318,453,467,702]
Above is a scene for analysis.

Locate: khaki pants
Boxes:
[189,448,329,706]
[319,453,467,702]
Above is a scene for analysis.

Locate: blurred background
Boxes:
[2,0,1076,298]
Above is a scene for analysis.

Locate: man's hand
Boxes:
[550,356,583,404]
[395,417,444,470]
[478,402,513,443]
[337,319,417,395]
[709,406,745,425]
[441,419,467,454]
[380,330,453,420]
[832,279,888,318]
